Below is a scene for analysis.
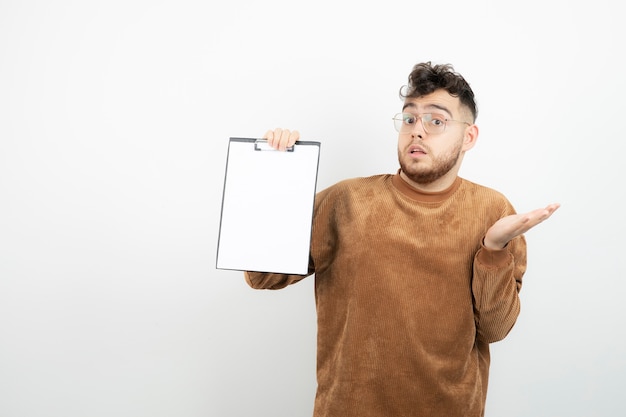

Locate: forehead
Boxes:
[402,89,462,117]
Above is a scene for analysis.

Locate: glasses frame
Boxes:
[392,112,470,135]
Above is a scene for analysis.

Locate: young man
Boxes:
[245,62,559,417]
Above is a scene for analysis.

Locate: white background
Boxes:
[1,1,624,416]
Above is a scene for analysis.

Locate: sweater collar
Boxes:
[391,169,462,203]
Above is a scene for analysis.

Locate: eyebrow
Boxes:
[402,102,453,117]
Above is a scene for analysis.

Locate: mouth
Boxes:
[409,145,427,155]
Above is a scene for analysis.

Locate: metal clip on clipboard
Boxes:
[254,139,295,152]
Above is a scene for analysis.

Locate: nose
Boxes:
[411,131,423,140]
[410,118,426,139]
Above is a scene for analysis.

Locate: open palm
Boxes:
[484,203,561,250]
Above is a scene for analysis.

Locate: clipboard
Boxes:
[216,137,321,275]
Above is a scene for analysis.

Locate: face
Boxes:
[397,89,477,189]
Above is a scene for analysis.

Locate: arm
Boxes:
[244,185,337,290]
[244,128,315,290]
[472,236,525,343]
[245,265,313,290]
[473,202,560,342]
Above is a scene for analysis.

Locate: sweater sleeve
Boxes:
[244,263,313,290]
[472,233,527,343]
[243,184,337,290]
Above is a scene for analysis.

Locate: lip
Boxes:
[408,145,427,156]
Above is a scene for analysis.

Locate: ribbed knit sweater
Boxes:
[245,172,526,417]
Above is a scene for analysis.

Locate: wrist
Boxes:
[483,237,507,251]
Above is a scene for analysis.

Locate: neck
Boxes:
[399,169,459,193]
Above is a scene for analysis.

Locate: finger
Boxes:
[287,130,300,148]
[519,205,560,232]
[522,210,549,227]
[534,203,560,221]
[268,128,282,149]
[278,128,292,151]
[545,203,561,214]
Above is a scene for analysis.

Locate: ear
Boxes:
[461,124,479,152]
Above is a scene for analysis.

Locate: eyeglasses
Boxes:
[392,112,470,135]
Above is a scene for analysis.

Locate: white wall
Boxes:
[1,1,624,416]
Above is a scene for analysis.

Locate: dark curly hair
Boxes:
[400,62,478,122]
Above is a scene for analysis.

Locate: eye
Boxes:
[428,114,446,127]
[402,114,417,125]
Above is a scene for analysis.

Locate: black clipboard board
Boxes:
[216,137,321,274]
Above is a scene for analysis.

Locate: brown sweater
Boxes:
[245,173,526,417]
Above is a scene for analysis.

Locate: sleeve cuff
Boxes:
[476,242,511,268]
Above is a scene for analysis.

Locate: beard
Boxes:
[398,141,463,185]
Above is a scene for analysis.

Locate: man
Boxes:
[245,62,559,417]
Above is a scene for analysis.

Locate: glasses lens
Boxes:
[393,113,405,132]
[393,113,420,133]
[423,114,446,134]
